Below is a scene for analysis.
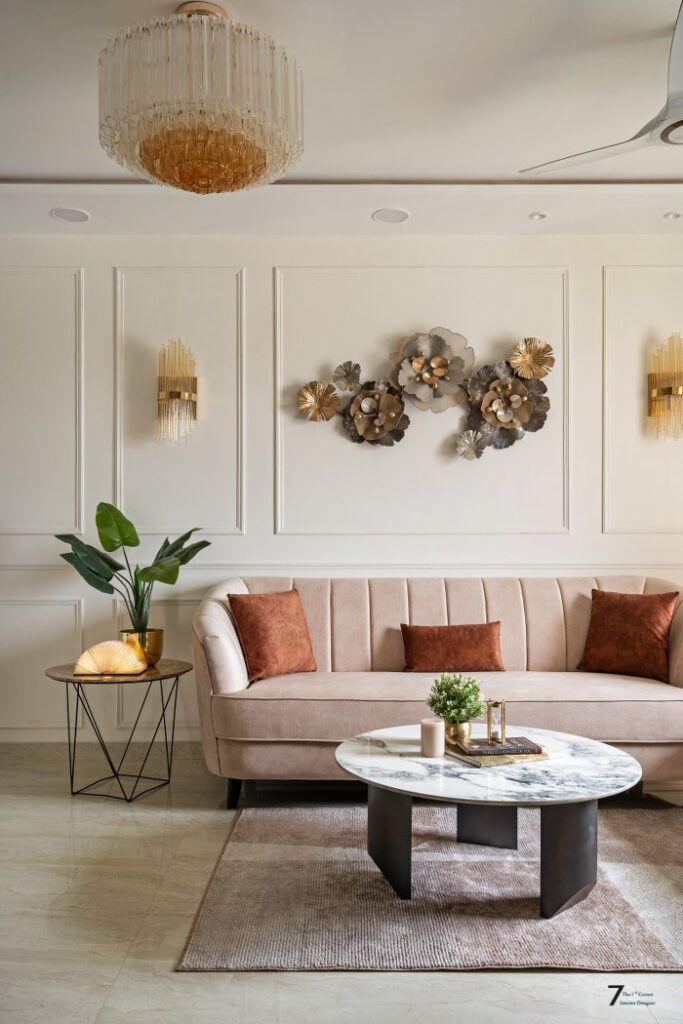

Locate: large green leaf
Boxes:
[153,537,171,562]
[95,502,140,552]
[164,527,202,558]
[55,534,123,578]
[137,556,180,586]
[175,539,211,565]
[60,552,115,595]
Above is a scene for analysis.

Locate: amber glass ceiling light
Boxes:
[98,2,303,194]
[648,333,683,440]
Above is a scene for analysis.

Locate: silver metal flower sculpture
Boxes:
[454,429,487,460]
[333,361,361,392]
[388,327,475,413]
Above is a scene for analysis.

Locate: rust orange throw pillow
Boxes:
[229,589,317,681]
[578,589,679,683]
[401,622,505,672]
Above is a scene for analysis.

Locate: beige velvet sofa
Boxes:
[192,576,683,803]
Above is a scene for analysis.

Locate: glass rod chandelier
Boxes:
[98,2,303,194]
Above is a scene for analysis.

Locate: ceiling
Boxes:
[4,0,683,234]
[2,0,683,186]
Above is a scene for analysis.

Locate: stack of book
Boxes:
[445,735,547,768]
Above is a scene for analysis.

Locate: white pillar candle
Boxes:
[421,718,445,758]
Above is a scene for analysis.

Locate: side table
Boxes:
[45,659,193,802]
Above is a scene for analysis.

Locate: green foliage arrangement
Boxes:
[426,673,485,724]
[56,502,210,632]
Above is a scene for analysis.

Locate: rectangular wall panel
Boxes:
[604,266,683,533]
[115,266,244,534]
[0,599,81,728]
[276,265,568,534]
[0,267,82,534]
[117,600,199,728]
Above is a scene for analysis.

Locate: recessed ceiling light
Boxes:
[49,207,91,223]
[663,210,682,220]
[528,211,548,221]
[371,208,410,224]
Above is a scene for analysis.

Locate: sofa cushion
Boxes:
[229,589,316,681]
[578,588,679,683]
[401,621,505,671]
[211,670,683,744]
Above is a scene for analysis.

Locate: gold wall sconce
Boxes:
[157,339,197,444]
[648,332,683,439]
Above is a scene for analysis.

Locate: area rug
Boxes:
[178,805,683,971]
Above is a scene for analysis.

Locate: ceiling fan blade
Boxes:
[666,0,683,110]
[519,131,651,175]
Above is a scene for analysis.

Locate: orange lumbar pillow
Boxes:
[229,589,317,682]
[401,622,505,672]
[75,640,147,676]
[578,589,679,683]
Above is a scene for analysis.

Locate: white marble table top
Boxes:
[335,724,642,806]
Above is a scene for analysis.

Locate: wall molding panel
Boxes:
[0,266,84,536]
[2,235,683,739]
[274,264,570,536]
[114,265,246,536]
[0,598,83,730]
[603,264,683,535]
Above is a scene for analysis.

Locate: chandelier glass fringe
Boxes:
[158,340,197,444]
[648,332,683,439]
[99,10,303,194]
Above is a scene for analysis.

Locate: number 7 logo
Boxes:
[608,985,624,1006]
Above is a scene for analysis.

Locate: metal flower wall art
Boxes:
[296,329,554,460]
[388,328,474,413]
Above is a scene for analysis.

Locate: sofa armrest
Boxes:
[192,605,249,695]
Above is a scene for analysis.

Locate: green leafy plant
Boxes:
[426,673,485,724]
[56,502,210,631]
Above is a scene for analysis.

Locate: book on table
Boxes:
[452,736,544,756]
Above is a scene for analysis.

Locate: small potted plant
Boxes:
[56,502,210,666]
[426,673,485,746]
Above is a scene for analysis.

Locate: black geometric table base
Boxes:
[65,676,180,802]
[366,785,598,918]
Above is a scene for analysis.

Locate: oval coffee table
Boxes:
[336,723,642,918]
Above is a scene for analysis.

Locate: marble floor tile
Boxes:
[0,743,681,1024]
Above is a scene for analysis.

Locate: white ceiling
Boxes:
[4,1,683,234]
[2,0,683,185]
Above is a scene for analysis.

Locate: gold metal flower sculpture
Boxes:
[481,377,532,430]
[297,381,341,422]
[509,338,555,379]
[342,381,410,446]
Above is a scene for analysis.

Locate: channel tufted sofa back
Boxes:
[195,575,683,683]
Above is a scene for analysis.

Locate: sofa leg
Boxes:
[226,778,243,810]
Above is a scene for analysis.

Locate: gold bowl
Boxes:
[119,628,164,667]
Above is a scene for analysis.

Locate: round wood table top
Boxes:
[45,659,193,685]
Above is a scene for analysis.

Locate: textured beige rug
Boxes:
[178,805,683,971]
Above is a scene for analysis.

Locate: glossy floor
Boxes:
[0,743,681,1024]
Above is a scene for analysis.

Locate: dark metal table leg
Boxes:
[540,799,598,918]
[457,803,518,848]
[367,784,413,899]
[65,675,181,802]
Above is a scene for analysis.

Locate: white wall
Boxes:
[2,233,683,740]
